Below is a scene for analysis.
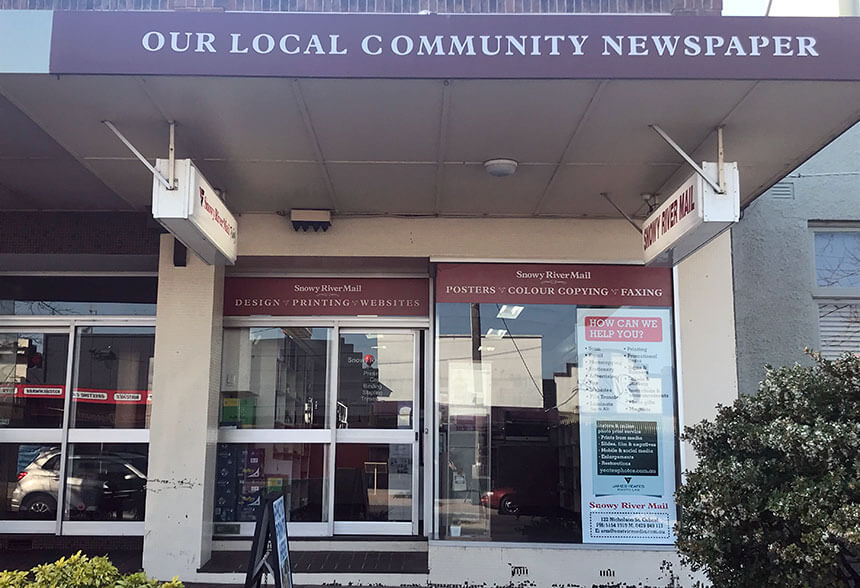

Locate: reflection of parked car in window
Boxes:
[481,486,566,517]
[10,448,147,520]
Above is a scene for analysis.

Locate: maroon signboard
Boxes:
[224,277,429,316]
[436,264,672,307]
[49,12,860,81]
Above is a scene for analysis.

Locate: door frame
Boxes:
[330,327,421,536]
[220,315,430,538]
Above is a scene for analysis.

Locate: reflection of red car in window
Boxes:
[481,487,517,513]
[481,486,563,516]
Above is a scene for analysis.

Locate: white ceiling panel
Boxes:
[0,89,134,210]
[299,79,443,163]
[328,163,436,214]
[566,80,757,165]
[0,159,129,210]
[659,81,860,205]
[2,75,860,219]
[196,160,330,213]
[0,76,170,160]
[540,164,680,217]
[445,80,601,163]
[718,82,860,165]
[0,94,70,159]
[138,77,318,162]
[438,163,555,215]
[82,158,157,209]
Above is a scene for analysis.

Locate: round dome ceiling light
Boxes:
[483,158,518,177]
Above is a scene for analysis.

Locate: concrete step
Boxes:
[197,539,430,586]
[200,548,429,574]
[213,536,428,553]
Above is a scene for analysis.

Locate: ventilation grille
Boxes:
[770,182,795,199]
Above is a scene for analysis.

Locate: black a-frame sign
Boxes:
[244,495,293,588]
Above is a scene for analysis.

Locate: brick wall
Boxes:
[0,212,160,255]
[0,0,721,14]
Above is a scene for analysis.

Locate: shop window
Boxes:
[0,443,63,521]
[337,332,414,430]
[0,276,156,316]
[435,264,678,545]
[0,277,155,535]
[220,328,331,429]
[812,230,860,358]
[70,327,155,429]
[213,443,327,524]
[62,443,148,522]
[0,332,69,428]
[334,443,411,522]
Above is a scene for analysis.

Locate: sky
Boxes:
[722,0,840,16]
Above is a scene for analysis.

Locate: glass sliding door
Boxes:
[0,327,71,534]
[62,326,154,535]
[216,323,425,537]
[333,330,419,535]
[0,322,155,536]
[216,327,333,538]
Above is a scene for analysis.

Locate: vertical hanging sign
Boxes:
[576,308,677,544]
[152,158,238,266]
[642,162,740,266]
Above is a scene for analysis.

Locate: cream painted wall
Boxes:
[237,215,643,262]
[675,231,739,471]
[143,235,225,580]
[428,543,707,587]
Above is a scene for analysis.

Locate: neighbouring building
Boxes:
[733,121,860,395]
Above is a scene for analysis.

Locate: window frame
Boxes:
[810,227,860,299]
[0,316,155,537]
[432,300,680,546]
[809,228,860,359]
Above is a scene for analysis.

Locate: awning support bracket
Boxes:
[649,124,726,194]
[102,120,176,191]
[601,192,643,236]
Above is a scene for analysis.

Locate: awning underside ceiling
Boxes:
[2,75,860,219]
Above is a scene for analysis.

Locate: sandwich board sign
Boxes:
[245,495,292,588]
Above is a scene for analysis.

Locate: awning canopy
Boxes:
[2,11,860,220]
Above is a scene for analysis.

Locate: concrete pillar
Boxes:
[675,231,739,471]
[143,235,224,580]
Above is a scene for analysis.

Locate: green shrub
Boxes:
[0,552,183,588]
[0,571,29,588]
[675,351,860,588]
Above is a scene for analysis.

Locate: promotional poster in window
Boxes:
[576,308,677,544]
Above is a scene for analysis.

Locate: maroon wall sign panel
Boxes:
[224,277,429,316]
[436,264,672,306]
[49,12,860,80]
